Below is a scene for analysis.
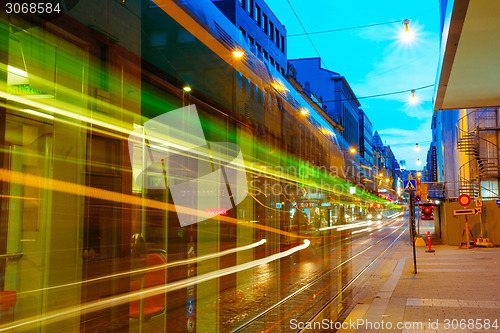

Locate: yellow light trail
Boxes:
[0,168,304,239]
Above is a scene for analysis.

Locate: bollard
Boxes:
[425,231,435,253]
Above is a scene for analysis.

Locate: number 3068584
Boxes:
[5,2,61,14]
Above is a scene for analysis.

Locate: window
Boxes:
[96,42,108,91]
[248,35,254,45]
[239,0,245,8]
[240,27,246,38]
[275,62,279,71]
[281,35,285,53]
[256,43,261,57]
[269,21,274,41]
[149,0,158,8]
[281,67,285,76]
[263,50,268,59]
[249,0,254,18]
[255,5,261,27]
[270,56,274,66]
[275,28,279,47]
[177,29,195,43]
[150,30,167,47]
[263,13,268,35]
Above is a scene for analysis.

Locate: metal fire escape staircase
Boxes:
[456,109,500,197]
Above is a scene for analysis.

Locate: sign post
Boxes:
[405,178,417,274]
[456,194,474,249]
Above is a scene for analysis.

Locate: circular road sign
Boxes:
[415,195,421,202]
[458,194,471,207]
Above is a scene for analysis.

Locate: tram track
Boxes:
[233,217,407,332]
[296,223,406,332]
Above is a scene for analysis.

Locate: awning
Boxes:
[434,0,500,110]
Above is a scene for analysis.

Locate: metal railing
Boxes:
[423,181,499,200]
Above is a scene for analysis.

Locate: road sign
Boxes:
[497,199,500,206]
[453,207,482,216]
[404,179,416,192]
[458,194,471,207]
[187,317,195,331]
[186,297,194,317]
[415,195,421,202]
[475,198,482,207]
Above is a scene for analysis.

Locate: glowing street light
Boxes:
[349,148,357,154]
[379,173,383,177]
[232,50,244,58]
[401,19,414,42]
[409,89,418,104]
[403,19,410,32]
[417,172,422,178]
[385,178,390,183]
[300,108,309,115]
[415,143,419,151]
[417,159,421,165]
[183,86,192,92]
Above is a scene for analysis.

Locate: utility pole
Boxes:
[405,176,417,274]
[409,189,417,274]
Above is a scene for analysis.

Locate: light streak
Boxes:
[0,168,302,238]
[0,240,310,332]
[387,211,404,218]
[7,65,27,77]
[18,239,267,297]
[19,109,54,120]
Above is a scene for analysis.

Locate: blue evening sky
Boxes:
[265,0,440,170]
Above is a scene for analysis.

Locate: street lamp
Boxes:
[415,143,419,151]
[403,19,410,32]
[385,178,390,183]
[300,108,309,115]
[416,159,421,165]
[349,147,356,154]
[401,19,414,42]
[409,89,418,104]
[232,50,244,58]
[183,85,192,92]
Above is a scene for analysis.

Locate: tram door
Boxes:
[1,116,55,326]
[81,134,130,332]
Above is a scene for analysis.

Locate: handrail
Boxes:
[0,252,23,261]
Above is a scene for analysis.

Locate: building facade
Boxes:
[212,0,288,75]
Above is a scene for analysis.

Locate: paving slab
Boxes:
[337,219,500,333]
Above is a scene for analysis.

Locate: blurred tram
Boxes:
[0,0,397,332]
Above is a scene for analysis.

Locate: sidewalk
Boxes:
[337,220,500,333]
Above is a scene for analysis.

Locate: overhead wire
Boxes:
[284,6,438,38]
[322,84,435,103]
[284,0,328,69]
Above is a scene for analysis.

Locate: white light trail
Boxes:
[0,240,309,332]
[18,239,266,297]
[7,65,27,77]
[19,109,54,120]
